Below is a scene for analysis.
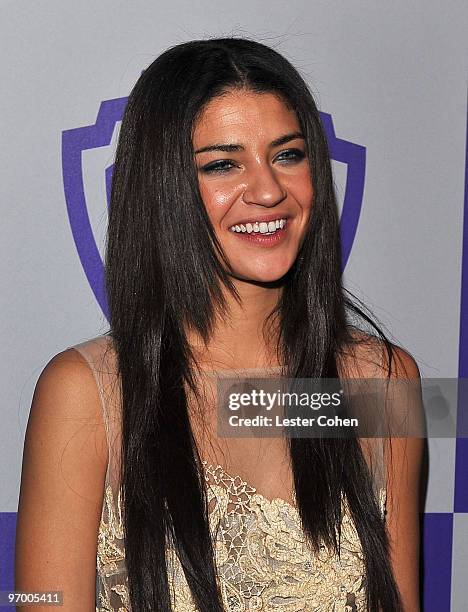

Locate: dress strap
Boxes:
[69,335,122,490]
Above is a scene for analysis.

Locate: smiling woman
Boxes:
[193,91,312,280]
[15,37,423,612]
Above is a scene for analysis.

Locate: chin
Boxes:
[226,248,300,283]
[232,265,292,284]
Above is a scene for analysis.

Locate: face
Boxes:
[193,89,313,283]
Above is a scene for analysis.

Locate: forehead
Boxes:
[192,90,300,146]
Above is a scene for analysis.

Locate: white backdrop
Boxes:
[1,2,467,609]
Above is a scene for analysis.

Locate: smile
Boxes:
[229,218,287,235]
[228,217,290,247]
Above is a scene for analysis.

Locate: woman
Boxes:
[15,38,423,611]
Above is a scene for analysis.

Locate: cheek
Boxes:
[287,173,314,211]
[306,183,314,210]
[198,181,242,223]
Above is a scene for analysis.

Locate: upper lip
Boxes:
[228,213,292,227]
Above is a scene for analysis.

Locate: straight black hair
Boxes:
[105,37,403,610]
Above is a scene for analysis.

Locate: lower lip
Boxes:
[229,222,290,246]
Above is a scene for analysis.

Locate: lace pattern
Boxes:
[71,336,386,611]
[95,462,387,611]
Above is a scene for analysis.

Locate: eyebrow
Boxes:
[194,131,304,154]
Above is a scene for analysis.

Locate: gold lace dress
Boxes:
[71,336,387,612]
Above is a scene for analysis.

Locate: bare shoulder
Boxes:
[340,329,423,609]
[35,344,104,406]
[15,343,109,609]
[27,340,111,496]
[29,342,110,438]
[338,327,420,380]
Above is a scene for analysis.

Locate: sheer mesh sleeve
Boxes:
[70,336,130,612]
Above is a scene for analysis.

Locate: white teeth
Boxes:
[229,218,288,234]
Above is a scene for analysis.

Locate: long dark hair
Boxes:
[105,37,403,610]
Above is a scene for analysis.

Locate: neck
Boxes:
[187,277,283,371]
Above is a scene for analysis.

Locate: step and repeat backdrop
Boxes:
[1,1,467,610]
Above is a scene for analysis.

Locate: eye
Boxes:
[274,148,306,164]
[199,160,237,174]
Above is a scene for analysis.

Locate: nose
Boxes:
[242,164,287,207]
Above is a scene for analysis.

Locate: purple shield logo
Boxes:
[62,98,365,321]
